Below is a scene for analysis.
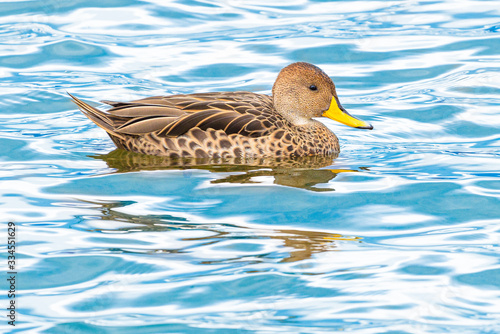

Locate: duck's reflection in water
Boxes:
[82,200,362,263]
[93,149,369,192]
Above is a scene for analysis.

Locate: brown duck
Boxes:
[70,62,373,158]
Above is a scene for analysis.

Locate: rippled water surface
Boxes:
[1,0,500,333]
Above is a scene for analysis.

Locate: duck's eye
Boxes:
[309,85,318,91]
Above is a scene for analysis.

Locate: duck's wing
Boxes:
[73,92,281,138]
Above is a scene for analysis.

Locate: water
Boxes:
[1,0,500,332]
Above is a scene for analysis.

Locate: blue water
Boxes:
[1,0,500,333]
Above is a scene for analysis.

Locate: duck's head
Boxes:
[272,62,373,129]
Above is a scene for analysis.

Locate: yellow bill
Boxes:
[322,96,373,129]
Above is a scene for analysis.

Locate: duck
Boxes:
[70,62,372,158]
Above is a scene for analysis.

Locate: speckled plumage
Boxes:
[71,62,371,158]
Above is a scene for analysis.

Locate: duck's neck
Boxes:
[281,111,320,128]
[274,105,315,127]
[272,94,319,127]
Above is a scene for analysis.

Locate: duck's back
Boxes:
[104,92,279,137]
[72,92,300,158]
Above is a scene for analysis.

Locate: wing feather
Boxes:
[197,112,240,130]
[159,110,222,136]
[108,106,186,118]
[116,117,178,135]
[224,114,256,135]
[73,91,279,139]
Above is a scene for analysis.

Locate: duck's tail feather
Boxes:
[68,93,126,140]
